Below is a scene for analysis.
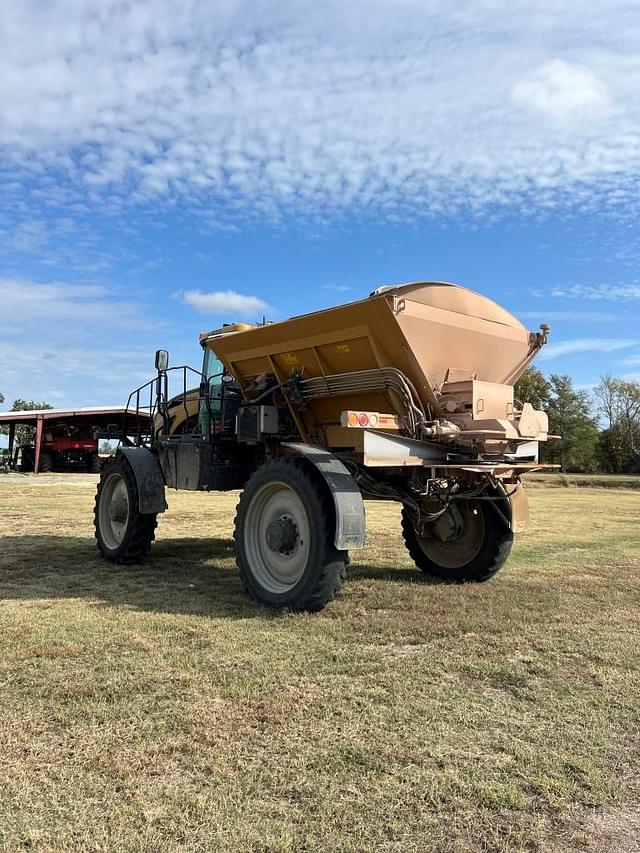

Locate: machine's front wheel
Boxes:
[234,458,348,611]
[94,455,157,563]
[401,498,513,582]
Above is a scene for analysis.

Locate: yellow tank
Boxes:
[202,281,549,456]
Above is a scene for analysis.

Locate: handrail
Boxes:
[122,365,211,447]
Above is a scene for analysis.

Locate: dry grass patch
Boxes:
[0,475,639,851]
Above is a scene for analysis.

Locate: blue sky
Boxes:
[1,0,639,409]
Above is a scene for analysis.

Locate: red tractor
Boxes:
[20,423,101,473]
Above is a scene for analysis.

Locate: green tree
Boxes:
[594,376,640,473]
[545,374,599,472]
[596,425,629,474]
[0,399,54,446]
[514,366,551,411]
[0,391,4,405]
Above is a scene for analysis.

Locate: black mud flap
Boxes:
[118,447,167,514]
[283,443,366,550]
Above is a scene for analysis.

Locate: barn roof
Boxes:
[0,406,148,428]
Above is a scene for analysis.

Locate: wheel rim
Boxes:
[99,471,130,550]
[415,502,484,569]
[243,480,311,594]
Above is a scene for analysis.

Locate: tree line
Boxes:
[2,374,640,473]
[515,369,640,474]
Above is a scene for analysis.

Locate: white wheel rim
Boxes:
[243,480,311,594]
[99,472,130,550]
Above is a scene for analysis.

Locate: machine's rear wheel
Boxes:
[88,452,102,473]
[39,452,53,472]
[401,498,513,582]
[20,448,34,472]
[94,455,157,563]
[234,458,348,611]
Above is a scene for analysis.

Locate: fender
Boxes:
[283,443,366,550]
[118,447,168,514]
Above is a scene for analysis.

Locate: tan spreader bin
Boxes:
[95,280,553,612]
[203,281,550,471]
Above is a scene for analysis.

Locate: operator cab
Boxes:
[200,343,241,436]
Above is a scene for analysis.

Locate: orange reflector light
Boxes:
[341,410,400,429]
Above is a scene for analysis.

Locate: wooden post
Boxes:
[34,415,44,475]
[8,422,15,469]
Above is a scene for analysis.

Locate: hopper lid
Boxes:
[371,280,527,330]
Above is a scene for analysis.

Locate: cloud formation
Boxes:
[0,276,158,332]
[1,1,639,223]
[539,338,637,360]
[0,276,173,407]
[182,289,270,317]
[552,283,640,301]
[511,60,610,124]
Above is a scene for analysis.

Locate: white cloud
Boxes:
[182,289,270,317]
[0,2,639,223]
[552,283,640,301]
[619,353,640,367]
[0,276,183,408]
[539,338,637,360]
[517,310,623,322]
[0,276,159,332]
[511,59,610,124]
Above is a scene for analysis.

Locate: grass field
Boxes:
[523,473,640,491]
[1,474,639,852]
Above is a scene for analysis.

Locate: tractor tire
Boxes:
[38,452,53,473]
[94,454,157,564]
[20,448,34,472]
[234,457,348,611]
[401,497,513,583]
[88,453,102,473]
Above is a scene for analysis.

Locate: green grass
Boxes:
[524,472,640,490]
[1,475,639,852]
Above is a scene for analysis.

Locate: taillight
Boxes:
[341,410,400,430]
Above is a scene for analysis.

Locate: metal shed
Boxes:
[0,406,143,474]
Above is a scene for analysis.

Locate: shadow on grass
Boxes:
[347,562,438,585]
[0,534,258,619]
[0,535,429,618]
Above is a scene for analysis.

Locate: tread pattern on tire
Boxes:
[88,453,102,473]
[401,499,513,583]
[39,452,53,472]
[234,457,348,611]
[94,455,158,564]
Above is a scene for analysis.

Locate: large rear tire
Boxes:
[20,448,34,472]
[401,497,513,582]
[39,452,53,472]
[88,452,102,473]
[94,455,157,563]
[234,458,348,611]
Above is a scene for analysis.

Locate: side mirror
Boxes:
[155,349,169,371]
